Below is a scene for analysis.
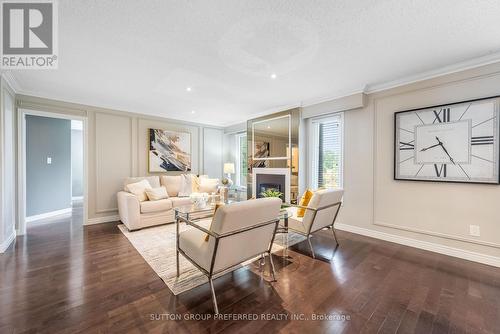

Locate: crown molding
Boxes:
[365,51,500,94]
[221,102,302,127]
[301,86,367,108]
[1,70,21,93]
[7,52,500,129]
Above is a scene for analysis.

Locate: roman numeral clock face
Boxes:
[395,97,500,183]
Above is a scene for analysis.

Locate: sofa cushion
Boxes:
[125,179,152,202]
[140,199,173,213]
[170,197,192,207]
[124,176,160,191]
[145,187,169,201]
[160,175,182,197]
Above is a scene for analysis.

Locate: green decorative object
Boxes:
[260,188,283,199]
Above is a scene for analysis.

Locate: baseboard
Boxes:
[0,230,16,253]
[26,208,72,223]
[336,223,500,268]
[85,215,120,225]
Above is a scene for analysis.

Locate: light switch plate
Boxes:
[47,157,52,164]
[469,225,480,237]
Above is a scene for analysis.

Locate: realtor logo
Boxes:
[1,0,58,69]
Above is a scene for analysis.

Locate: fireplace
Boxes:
[256,174,286,201]
[252,168,290,203]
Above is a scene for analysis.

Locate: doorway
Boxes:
[18,109,88,235]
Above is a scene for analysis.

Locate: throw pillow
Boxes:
[199,177,219,194]
[205,203,224,241]
[125,179,152,202]
[178,174,198,197]
[145,187,169,201]
[191,175,200,193]
[297,189,314,217]
[160,175,182,197]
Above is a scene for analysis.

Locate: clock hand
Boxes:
[420,143,440,152]
[439,142,456,165]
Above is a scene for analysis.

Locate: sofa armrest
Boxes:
[117,191,141,230]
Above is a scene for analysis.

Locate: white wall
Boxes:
[15,94,223,225]
[71,125,83,198]
[202,128,223,179]
[302,62,500,264]
[0,78,16,252]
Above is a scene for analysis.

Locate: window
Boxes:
[310,113,343,189]
[235,133,247,187]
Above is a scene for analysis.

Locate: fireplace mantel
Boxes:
[252,168,291,203]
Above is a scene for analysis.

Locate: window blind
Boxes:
[237,134,247,186]
[317,118,342,188]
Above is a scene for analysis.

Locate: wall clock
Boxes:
[394,96,500,184]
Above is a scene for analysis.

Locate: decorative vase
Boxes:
[190,192,209,207]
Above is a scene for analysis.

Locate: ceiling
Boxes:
[7,0,500,126]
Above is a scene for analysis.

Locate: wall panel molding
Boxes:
[94,112,132,214]
[371,67,500,252]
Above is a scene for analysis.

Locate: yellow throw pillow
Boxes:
[205,203,224,242]
[297,189,314,217]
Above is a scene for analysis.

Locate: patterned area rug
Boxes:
[118,222,305,295]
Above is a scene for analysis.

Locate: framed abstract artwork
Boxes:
[251,141,270,167]
[394,96,500,184]
[148,129,191,172]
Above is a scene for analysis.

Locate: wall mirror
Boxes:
[252,114,291,160]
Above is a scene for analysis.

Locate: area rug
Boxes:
[118,222,305,295]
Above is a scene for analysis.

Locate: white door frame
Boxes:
[17,109,89,235]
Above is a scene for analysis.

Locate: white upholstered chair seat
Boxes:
[140,199,173,213]
[284,207,308,234]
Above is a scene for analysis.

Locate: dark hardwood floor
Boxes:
[1,209,500,333]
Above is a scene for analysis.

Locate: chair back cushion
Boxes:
[305,188,344,232]
[210,197,281,272]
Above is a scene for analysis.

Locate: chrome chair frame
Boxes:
[175,212,279,314]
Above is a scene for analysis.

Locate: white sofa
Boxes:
[117,175,218,231]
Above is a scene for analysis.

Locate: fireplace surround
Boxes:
[252,168,290,203]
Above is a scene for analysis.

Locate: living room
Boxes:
[1,1,500,333]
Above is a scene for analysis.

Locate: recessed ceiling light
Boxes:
[267,125,271,129]
[270,73,277,79]
[186,87,192,92]
[191,110,196,114]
